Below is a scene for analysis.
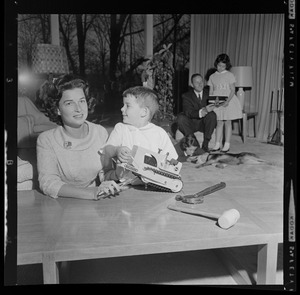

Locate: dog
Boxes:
[191,152,270,168]
[170,133,206,162]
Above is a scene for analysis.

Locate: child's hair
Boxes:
[179,134,200,151]
[214,53,232,70]
[122,86,159,120]
[37,74,91,125]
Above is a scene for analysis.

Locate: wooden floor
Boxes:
[17,132,284,285]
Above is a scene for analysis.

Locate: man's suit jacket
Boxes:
[181,86,210,119]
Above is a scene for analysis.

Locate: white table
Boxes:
[18,179,283,284]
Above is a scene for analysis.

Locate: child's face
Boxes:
[121,94,146,127]
[217,62,226,73]
[185,145,197,156]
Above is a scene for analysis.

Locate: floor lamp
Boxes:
[230,66,253,143]
[230,66,253,112]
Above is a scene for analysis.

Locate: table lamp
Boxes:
[32,44,69,78]
[230,66,253,111]
[31,44,69,109]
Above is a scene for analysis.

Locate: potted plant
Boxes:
[141,44,175,131]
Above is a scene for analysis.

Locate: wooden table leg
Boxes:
[242,113,247,143]
[42,253,59,284]
[257,241,278,284]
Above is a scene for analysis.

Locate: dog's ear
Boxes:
[188,134,200,147]
[179,137,188,151]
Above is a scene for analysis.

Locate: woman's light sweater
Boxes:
[37,121,108,198]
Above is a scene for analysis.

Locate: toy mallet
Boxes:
[167,204,240,229]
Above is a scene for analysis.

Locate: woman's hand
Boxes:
[95,180,120,200]
[221,100,230,108]
[117,146,132,163]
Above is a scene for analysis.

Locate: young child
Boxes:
[208,53,243,152]
[102,86,178,182]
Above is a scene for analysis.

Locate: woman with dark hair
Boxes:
[208,53,242,152]
[36,74,120,200]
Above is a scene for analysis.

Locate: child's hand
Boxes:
[221,100,229,107]
[117,146,132,163]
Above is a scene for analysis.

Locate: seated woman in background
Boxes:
[36,74,119,200]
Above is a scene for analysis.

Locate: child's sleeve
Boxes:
[228,72,236,84]
[105,123,123,147]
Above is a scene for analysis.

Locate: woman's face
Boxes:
[217,62,226,73]
[58,88,88,128]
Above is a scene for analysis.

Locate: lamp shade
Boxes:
[32,44,69,75]
[230,66,253,87]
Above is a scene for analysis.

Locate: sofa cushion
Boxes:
[18,156,33,182]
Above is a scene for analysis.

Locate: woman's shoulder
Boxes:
[36,127,62,150]
[37,126,59,142]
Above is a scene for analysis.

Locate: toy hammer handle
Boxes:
[167,204,220,220]
[193,182,226,198]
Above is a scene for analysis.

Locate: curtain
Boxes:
[189,14,284,140]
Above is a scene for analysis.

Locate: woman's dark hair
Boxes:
[214,53,232,70]
[37,74,90,125]
[179,134,200,151]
